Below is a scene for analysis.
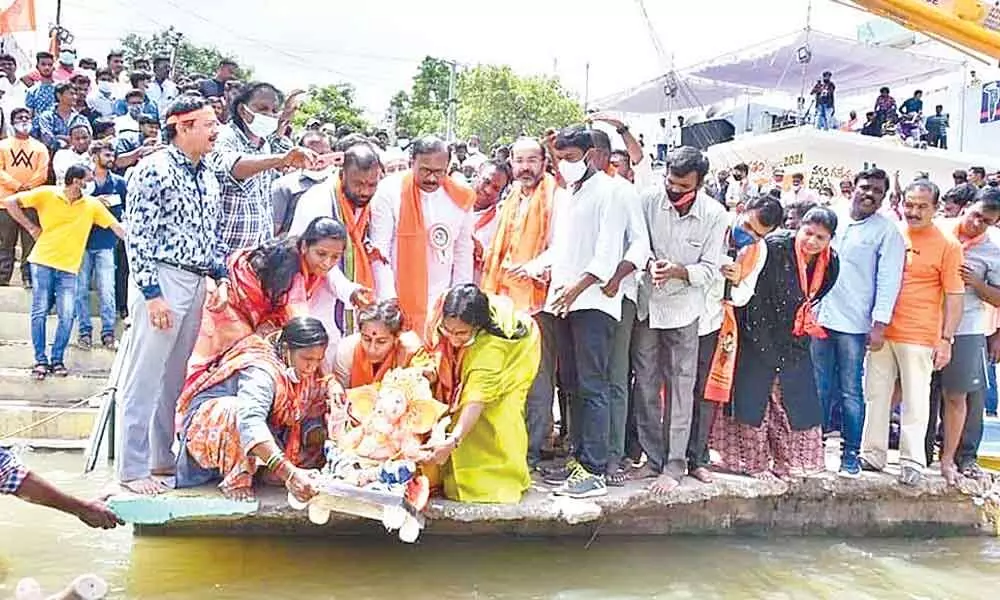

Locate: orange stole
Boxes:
[396,172,475,337]
[334,177,375,289]
[704,240,762,403]
[479,174,555,313]
[348,331,424,388]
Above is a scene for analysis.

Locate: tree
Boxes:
[292,83,370,132]
[390,56,452,137]
[119,27,253,80]
[455,65,584,149]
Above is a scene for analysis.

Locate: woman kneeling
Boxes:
[333,299,432,390]
[175,317,331,503]
[422,284,541,504]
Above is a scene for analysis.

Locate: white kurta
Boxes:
[472,208,501,284]
[369,172,475,309]
[288,179,336,236]
[311,267,362,369]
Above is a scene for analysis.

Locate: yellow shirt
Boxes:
[18,186,117,274]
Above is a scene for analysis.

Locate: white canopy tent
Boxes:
[596,29,966,114]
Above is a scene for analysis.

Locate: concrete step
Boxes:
[0,400,99,443]
[0,310,124,344]
[0,340,115,373]
[0,284,103,314]
[0,367,108,403]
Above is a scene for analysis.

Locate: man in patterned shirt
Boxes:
[1,446,122,528]
[207,82,314,253]
[118,95,230,495]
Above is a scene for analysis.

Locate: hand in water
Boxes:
[75,500,124,529]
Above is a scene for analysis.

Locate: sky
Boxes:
[20,0,873,116]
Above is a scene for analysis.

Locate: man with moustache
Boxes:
[812,168,905,477]
[480,137,567,470]
[370,135,475,335]
[117,96,229,495]
[289,143,383,333]
[471,159,511,283]
[272,130,335,235]
[860,179,964,486]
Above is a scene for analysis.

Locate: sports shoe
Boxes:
[553,463,607,499]
[838,454,861,479]
[542,458,579,485]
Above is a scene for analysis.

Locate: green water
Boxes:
[1,452,999,599]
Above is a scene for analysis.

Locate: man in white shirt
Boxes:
[52,123,93,185]
[670,116,684,150]
[537,125,628,499]
[725,163,757,210]
[370,135,476,336]
[587,129,650,484]
[686,194,782,483]
[0,54,26,134]
[470,159,510,283]
[632,146,729,494]
[146,56,179,120]
[780,172,820,206]
[655,117,669,163]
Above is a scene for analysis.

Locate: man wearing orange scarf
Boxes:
[481,137,568,469]
[471,159,511,283]
[369,136,475,336]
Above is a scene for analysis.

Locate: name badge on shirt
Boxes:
[428,223,452,264]
[96,194,121,208]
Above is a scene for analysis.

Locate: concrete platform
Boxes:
[0,285,101,314]
[0,367,107,402]
[0,400,98,442]
[114,469,997,539]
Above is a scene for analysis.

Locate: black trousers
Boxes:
[0,208,37,285]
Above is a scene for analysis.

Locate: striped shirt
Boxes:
[0,446,28,495]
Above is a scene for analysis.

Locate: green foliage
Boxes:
[456,65,584,150]
[390,56,452,137]
[390,58,583,149]
[292,83,370,132]
[119,27,253,80]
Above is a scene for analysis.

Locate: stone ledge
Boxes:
[122,470,994,538]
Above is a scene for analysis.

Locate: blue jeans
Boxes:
[30,263,77,365]
[76,248,116,338]
[816,104,834,130]
[811,330,867,458]
[555,309,615,475]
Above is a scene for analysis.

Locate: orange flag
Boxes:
[0,0,36,35]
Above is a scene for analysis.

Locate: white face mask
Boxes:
[82,182,96,196]
[245,108,278,138]
[558,157,588,185]
[13,122,31,135]
[98,81,113,95]
[302,166,332,181]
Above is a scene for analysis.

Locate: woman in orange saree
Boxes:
[188,217,373,382]
[332,299,433,391]
[175,317,333,502]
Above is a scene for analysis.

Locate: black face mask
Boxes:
[733,174,743,182]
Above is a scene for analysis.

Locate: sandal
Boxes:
[49,363,69,377]
[31,363,48,380]
[605,466,628,487]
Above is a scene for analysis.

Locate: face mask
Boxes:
[731,223,757,250]
[82,182,96,196]
[59,52,75,66]
[733,174,743,182]
[792,183,802,191]
[127,105,142,118]
[13,122,31,135]
[302,166,332,181]
[284,366,300,383]
[98,81,113,95]
[666,188,696,208]
[558,156,588,185]
[245,108,278,138]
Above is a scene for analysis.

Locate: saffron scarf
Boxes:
[704,238,762,403]
[348,331,425,388]
[176,335,329,466]
[333,176,376,289]
[792,236,831,338]
[397,171,475,337]
[479,174,555,313]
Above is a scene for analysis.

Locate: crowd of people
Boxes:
[2,44,1000,515]
[809,71,952,149]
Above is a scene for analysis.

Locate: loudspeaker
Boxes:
[681,119,736,150]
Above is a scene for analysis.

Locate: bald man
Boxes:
[369,135,476,335]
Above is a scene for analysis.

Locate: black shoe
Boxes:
[78,335,93,350]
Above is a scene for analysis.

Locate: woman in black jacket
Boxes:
[712,207,840,480]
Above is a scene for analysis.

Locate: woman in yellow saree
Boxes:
[421,284,541,504]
